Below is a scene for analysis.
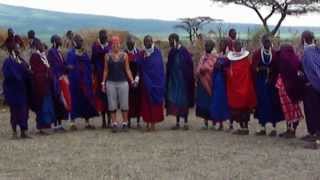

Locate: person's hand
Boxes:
[101,82,106,93]
[66,65,74,70]
[131,80,138,88]
[132,76,140,88]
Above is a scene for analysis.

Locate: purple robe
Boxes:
[67,49,98,119]
[275,45,304,102]
[2,56,31,130]
[91,41,111,112]
[47,47,68,120]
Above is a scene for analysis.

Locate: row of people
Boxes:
[2,29,320,149]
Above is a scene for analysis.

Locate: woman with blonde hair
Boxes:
[102,36,135,133]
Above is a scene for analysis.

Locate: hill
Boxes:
[1,3,320,41]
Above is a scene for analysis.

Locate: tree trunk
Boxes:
[271,13,287,36]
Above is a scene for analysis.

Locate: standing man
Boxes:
[47,35,72,132]
[125,36,142,128]
[63,30,75,49]
[67,34,99,130]
[226,28,237,53]
[92,29,111,128]
[301,31,320,148]
[252,34,283,136]
[138,35,165,132]
[1,28,24,50]
[166,33,194,130]
[2,44,31,139]
[28,30,40,49]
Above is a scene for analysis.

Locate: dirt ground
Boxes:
[0,108,319,180]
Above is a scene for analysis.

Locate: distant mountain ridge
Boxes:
[0,3,320,40]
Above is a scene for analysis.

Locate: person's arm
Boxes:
[124,53,134,83]
[101,54,109,92]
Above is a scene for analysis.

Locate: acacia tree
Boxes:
[210,0,320,36]
[175,16,221,43]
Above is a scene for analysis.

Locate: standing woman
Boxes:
[138,35,165,132]
[47,35,72,132]
[2,44,32,139]
[209,39,231,131]
[102,36,135,133]
[226,40,256,135]
[196,39,216,130]
[125,36,141,128]
[30,39,55,135]
[275,44,304,138]
[66,34,99,130]
[252,34,283,137]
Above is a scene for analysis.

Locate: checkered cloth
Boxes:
[276,75,303,122]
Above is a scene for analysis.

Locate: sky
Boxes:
[0,0,319,27]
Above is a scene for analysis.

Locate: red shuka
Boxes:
[226,57,256,110]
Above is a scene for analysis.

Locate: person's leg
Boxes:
[183,116,189,130]
[229,109,236,131]
[19,106,31,139]
[146,123,151,132]
[110,111,118,133]
[107,81,118,132]
[202,119,209,130]
[151,123,155,131]
[9,107,18,138]
[256,121,267,136]
[119,82,129,131]
[279,122,290,137]
[121,110,129,132]
[172,116,180,130]
[107,112,111,128]
[303,85,317,136]
[269,122,277,137]
[229,119,234,130]
[101,112,107,128]
[128,117,131,128]
[282,121,297,139]
[85,118,95,130]
[137,117,141,128]
[218,121,224,131]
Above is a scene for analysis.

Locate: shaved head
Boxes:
[302,30,315,45]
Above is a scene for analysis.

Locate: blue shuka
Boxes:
[210,57,230,121]
[67,49,98,120]
[137,48,165,105]
[252,49,283,126]
[166,46,194,117]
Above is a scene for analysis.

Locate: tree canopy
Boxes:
[211,0,320,35]
[175,16,221,43]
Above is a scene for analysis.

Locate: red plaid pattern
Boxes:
[276,75,303,122]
